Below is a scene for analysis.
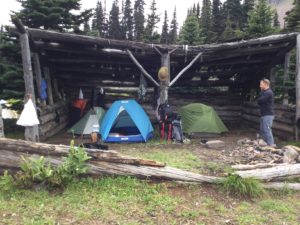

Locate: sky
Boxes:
[0,0,201,29]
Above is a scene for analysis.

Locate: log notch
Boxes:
[296,34,300,140]
[11,16,39,142]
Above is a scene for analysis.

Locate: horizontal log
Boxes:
[241,114,295,133]
[243,102,295,112]
[263,182,300,191]
[38,101,69,116]
[39,108,69,124]
[235,164,300,181]
[0,138,221,183]
[39,115,68,136]
[232,163,289,170]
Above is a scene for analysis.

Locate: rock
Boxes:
[286,145,300,153]
[237,138,251,145]
[282,146,299,163]
[205,140,225,149]
[257,139,267,147]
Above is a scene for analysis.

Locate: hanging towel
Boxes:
[79,88,84,99]
[17,99,40,126]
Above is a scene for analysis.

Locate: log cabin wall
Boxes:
[241,102,296,140]
[38,101,69,141]
[65,85,242,127]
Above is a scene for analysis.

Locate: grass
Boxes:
[1,139,300,224]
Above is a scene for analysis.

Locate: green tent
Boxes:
[178,103,228,134]
[68,107,105,135]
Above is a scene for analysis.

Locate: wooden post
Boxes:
[160,53,170,104]
[295,35,300,141]
[52,78,60,99]
[283,51,291,105]
[43,67,54,105]
[32,53,45,105]
[19,28,39,142]
[0,104,4,138]
[269,67,276,91]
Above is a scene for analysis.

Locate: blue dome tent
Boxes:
[100,100,153,142]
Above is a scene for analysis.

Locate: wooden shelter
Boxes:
[7,18,300,141]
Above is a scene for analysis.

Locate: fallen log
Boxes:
[0,138,221,183]
[263,182,300,191]
[235,164,300,181]
[232,163,289,170]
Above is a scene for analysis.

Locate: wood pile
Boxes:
[230,138,300,165]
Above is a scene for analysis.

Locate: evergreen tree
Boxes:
[92,1,107,37]
[200,0,213,43]
[196,3,201,19]
[169,7,178,44]
[246,0,274,37]
[242,0,255,29]
[0,29,24,100]
[108,0,122,39]
[16,0,92,31]
[133,0,145,41]
[273,10,280,28]
[144,0,160,42]
[285,0,300,32]
[222,0,243,31]
[179,13,201,45]
[160,11,169,44]
[122,0,134,40]
[221,15,236,40]
[211,0,222,39]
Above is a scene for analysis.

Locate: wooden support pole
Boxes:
[169,52,203,87]
[296,35,300,140]
[0,104,4,138]
[53,78,60,99]
[43,67,54,105]
[32,53,43,103]
[159,53,171,104]
[283,51,291,105]
[18,25,39,142]
[269,67,276,91]
[126,50,159,87]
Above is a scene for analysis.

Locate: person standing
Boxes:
[257,78,275,146]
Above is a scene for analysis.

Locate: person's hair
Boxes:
[261,78,270,86]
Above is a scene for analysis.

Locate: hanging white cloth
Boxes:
[79,88,84,99]
[17,99,40,126]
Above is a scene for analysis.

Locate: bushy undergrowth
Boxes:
[0,140,91,191]
[220,174,265,198]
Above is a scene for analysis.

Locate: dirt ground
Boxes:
[46,127,258,167]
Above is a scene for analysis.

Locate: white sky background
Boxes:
[0,0,202,29]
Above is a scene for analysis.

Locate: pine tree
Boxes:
[242,0,255,29]
[179,13,201,45]
[196,3,201,19]
[133,0,145,41]
[122,0,134,40]
[144,0,160,42]
[246,0,274,38]
[16,0,92,31]
[201,0,213,43]
[92,1,107,37]
[0,29,24,100]
[169,7,178,44]
[160,11,169,44]
[273,10,280,28]
[211,0,222,39]
[108,0,122,39]
[285,0,300,32]
[222,0,243,31]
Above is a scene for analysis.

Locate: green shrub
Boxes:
[11,140,91,189]
[220,174,265,198]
